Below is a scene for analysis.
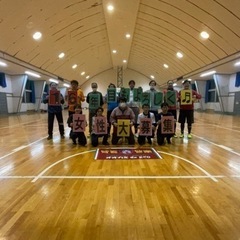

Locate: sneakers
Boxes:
[174,134,178,138]
[72,140,77,145]
[147,139,152,144]
[134,133,139,138]
[179,133,184,138]
[167,139,171,144]
[47,135,52,140]
[187,134,192,139]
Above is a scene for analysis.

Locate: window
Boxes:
[205,79,219,103]
[22,80,36,103]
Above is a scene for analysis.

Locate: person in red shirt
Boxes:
[178,80,201,139]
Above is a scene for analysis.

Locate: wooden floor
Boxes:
[0,109,240,240]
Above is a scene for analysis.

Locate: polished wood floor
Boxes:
[0,109,240,240]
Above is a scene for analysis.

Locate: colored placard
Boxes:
[181,90,192,105]
[133,87,142,102]
[161,116,174,134]
[165,91,177,107]
[93,116,108,134]
[139,118,152,136]
[107,88,117,103]
[141,92,150,105]
[120,88,130,102]
[89,93,100,110]
[117,119,130,137]
[152,92,163,107]
[49,90,61,105]
[73,114,86,132]
[68,90,77,106]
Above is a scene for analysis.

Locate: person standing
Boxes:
[145,80,160,122]
[127,80,141,134]
[105,83,118,136]
[86,82,104,135]
[66,80,85,116]
[43,82,65,140]
[178,80,202,139]
[163,80,178,137]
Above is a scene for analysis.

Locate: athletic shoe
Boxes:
[187,134,192,139]
[174,134,178,138]
[47,135,52,140]
[179,134,184,138]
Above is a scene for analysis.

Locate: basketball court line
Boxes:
[30,149,217,183]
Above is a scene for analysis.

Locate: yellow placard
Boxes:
[181,90,192,105]
[117,119,130,137]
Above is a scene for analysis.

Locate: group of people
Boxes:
[43,78,201,146]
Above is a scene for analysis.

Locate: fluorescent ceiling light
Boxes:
[86,75,90,79]
[125,34,131,39]
[58,52,65,58]
[112,50,117,53]
[49,79,59,83]
[107,5,114,11]
[234,61,240,66]
[150,75,155,79]
[163,64,169,68]
[63,83,70,88]
[200,70,216,77]
[33,32,42,40]
[0,61,7,67]
[72,64,77,69]
[25,71,41,78]
[123,60,127,63]
[200,31,209,39]
[176,52,183,58]
[81,71,85,76]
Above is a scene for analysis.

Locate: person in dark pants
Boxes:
[137,104,156,145]
[156,102,174,145]
[67,105,87,146]
[110,97,135,145]
[91,107,109,147]
[43,82,65,140]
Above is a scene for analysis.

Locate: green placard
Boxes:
[141,92,150,105]
[133,87,143,102]
[153,92,163,107]
[165,91,176,107]
[107,88,117,103]
[89,93,100,110]
[120,88,130,102]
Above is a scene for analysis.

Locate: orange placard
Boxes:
[49,90,61,105]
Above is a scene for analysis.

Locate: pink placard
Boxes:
[73,114,86,132]
[93,116,107,134]
[161,116,174,134]
[139,118,152,136]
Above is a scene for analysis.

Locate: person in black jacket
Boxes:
[156,102,175,145]
[43,82,65,140]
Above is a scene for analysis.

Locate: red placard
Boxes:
[49,90,61,105]
[68,90,77,106]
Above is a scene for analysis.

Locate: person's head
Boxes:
[167,80,174,90]
[74,104,82,114]
[149,80,156,90]
[91,82,98,92]
[161,102,169,114]
[49,82,58,90]
[108,83,116,88]
[182,80,191,89]
[142,104,150,114]
[119,96,127,109]
[71,80,79,89]
[95,106,104,116]
[128,80,135,89]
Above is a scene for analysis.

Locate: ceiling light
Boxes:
[112,50,117,54]
[123,60,127,63]
[234,61,240,66]
[25,71,41,78]
[0,61,7,67]
[176,52,183,58]
[188,78,192,81]
[173,83,177,86]
[200,31,209,39]
[125,34,131,39]
[49,79,59,84]
[33,32,42,40]
[72,64,77,69]
[200,70,216,77]
[58,52,65,58]
[63,83,70,88]
[150,75,155,79]
[86,75,90,79]
[107,5,114,11]
[163,64,169,68]
[81,71,85,76]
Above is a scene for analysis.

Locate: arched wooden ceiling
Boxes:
[1,0,240,85]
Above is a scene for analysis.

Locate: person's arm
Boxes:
[43,95,49,104]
